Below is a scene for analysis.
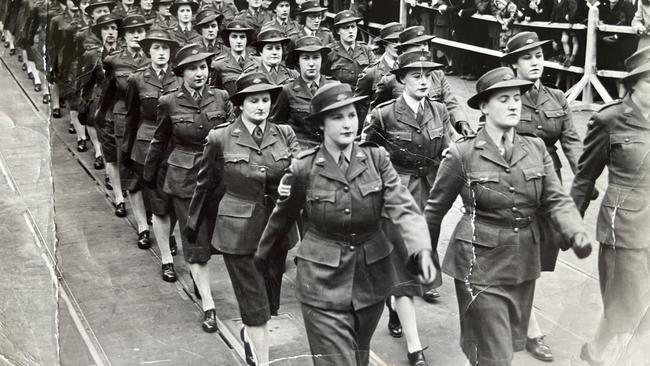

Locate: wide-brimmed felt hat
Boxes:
[172,43,215,73]
[139,29,179,52]
[298,0,327,14]
[170,0,199,17]
[253,26,290,47]
[120,14,151,31]
[396,26,434,50]
[620,45,650,85]
[286,35,331,67]
[467,67,533,109]
[230,72,283,106]
[390,50,443,77]
[193,9,224,29]
[378,22,404,43]
[500,31,552,62]
[268,0,295,11]
[305,82,367,123]
[220,20,256,45]
[85,0,115,15]
[332,10,362,27]
[153,0,174,7]
[91,13,122,36]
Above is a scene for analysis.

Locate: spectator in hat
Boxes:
[293,0,334,46]
[632,0,650,49]
[363,50,449,366]
[169,0,202,45]
[212,20,261,95]
[249,25,299,85]
[256,81,437,366]
[269,35,336,149]
[262,0,300,38]
[233,0,273,34]
[188,72,298,366]
[324,9,376,87]
[151,0,178,30]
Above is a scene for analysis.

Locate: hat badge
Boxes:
[417,30,424,36]
[336,93,347,101]
[253,78,262,84]
[419,55,426,61]
[191,49,198,55]
[526,38,534,44]
[502,74,513,81]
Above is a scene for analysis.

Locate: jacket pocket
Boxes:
[454,220,500,248]
[427,126,444,140]
[272,149,292,162]
[387,131,412,142]
[522,165,546,203]
[136,122,157,141]
[601,188,647,212]
[359,179,383,197]
[170,113,194,124]
[223,153,250,163]
[307,189,336,203]
[364,233,393,264]
[296,231,341,268]
[167,149,197,169]
[218,195,255,218]
[206,110,227,124]
[468,171,500,184]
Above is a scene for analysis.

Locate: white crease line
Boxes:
[0,156,17,193]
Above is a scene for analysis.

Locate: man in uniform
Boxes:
[232,0,273,34]
[324,10,376,87]
[211,20,260,95]
[262,0,300,39]
[168,0,201,45]
[293,0,334,46]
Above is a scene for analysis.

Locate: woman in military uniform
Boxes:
[424,67,592,366]
[501,30,584,362]
[212,20,260,96]
[151,0,177,30]
[186,72,299,366]
[123,29,180,282]
[168,0,201,45]
[324,10,375,87]
[255,82,437,366]
[144,43,234,333]
[262,0,300,39]
[571,46,650,366]
[293,1,334,47]
[363,50,448,366]
[97,15,151,247]
[249,25,298,85]
[194,9,224,55]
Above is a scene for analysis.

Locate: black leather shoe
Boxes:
[34,83,41,92]
[526,336,553,362]
[9,48,15,55]
[161,263,177,282]
[42,94,50,104]
[422,289,440,303]
[580,343,603,366]
[115,202,126,217]
[94,156,104,170]
[202,309,217,333]
[105,176,113,190]
[18,54,23,62]
[138,230,151,249]
[386,298,403,338]
[240,327,257,365]
[52,108,61,119]
[68,123,76,134]
[28,72,34,80]
[407,350,428,366]
[77,139,88,152]
[169,235,177,256]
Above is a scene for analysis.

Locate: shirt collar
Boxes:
[184,82,202,99]
[484,125,515,149]
[533,79,541,89]
[402,92,424,117]
[241,118,266,136]
[323,141,353,165]
[302,76,319,88]
[152,64,167,75]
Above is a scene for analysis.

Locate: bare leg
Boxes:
[86,126,102,158]
[152,214,173,264]
[128,190,149,233]
[50,82,61,109]
[69,110,87,140]
[394,296,423,353]
[106,162,124,203]
[189,262,215,311]
[244,324,269,366]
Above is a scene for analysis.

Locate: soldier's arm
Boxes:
[269,86,290,124]
[187,130,223,231]
[123,76,141,159]
[143,98,173,183]
[556,92,583,174]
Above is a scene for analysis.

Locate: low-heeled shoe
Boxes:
[407,350,428,366]
[202,309,217,333]
[138,230,151,249]
[114,202,126,217]
[161,263,177,282]
[422,288,440,303]
[94,156,104,170]
[526,336,553,362]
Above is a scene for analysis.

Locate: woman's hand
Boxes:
[571,232,593,259]
[416,249,438,285]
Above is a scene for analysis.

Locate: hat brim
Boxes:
[467,79,533,109]
[139,37,179,51]
[92,18,123,34]
[500,40,552,62]
[390,61,444,75]
[286,46,331,67]
[619,63,650,85]
[299,6,327,14]
[85,2,115,15]
[170,2,199,16]
[230,84,283,105]
[305,95,368,122]
[253,36,291,47]
[120,22,152,31]
[194,14,224,29]
[173,52,215,70]
[220,28,256,44]
[333,17,362,27]
[396,35,435,49]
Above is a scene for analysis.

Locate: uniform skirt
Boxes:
[223,253,272,326]
[598,244,650,334]
[171,196,218,264]
[455,279,535,366]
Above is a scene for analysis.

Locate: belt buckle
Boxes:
[513,216,531,228]
[345,233,357,245]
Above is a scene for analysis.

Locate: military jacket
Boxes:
[269,75,337,145]
[123,66,180,165]
[187,119,299,254]
[325,41,376,87]
[111,4,139,18]
[425,128,585,286]
[144,86,234,198]
[151,13,178,31]
[292,26,335,47]
[262,18,301,39]
[169,25,203,46]
[232,7,273,33]
[570,97,650,248]
[48,10,82,77]
[517,84,582,175]
[78,46,120,115]
[354,55,394,122]
[212,51,261,96]
[248,62,299,86]
[256,142,431,310]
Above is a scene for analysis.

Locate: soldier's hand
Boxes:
[570,232,593,259]
[182,226,198,243]
[457,121,475,137]
[590,188,599,201]
[417,249,437,285]
[253,252,268,273]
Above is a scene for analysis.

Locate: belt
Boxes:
[396,165,430,178]
[470,214,535,229]
[308,228,379,246]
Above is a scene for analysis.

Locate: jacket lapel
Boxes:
[347,145,368,181]
[143,66,163,89]
[232,119,260,151]
[536,85,551,107]
[293,78,313,100]
[200,87,216,109]
[394,96,420,129]
[178,86,199,109]
[476,129,510,169]
[260,124,279,150]
[509,133,529,166]
[314,148,348,185]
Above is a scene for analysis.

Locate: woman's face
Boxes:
[124,27,146,49]
[632,74,650,97]
[480,87,523,129]
[337,23,358,44]
[100,23,118,45]
[514,47,545,81]
[274,1,291,21]
[298,51,322,80]
[402,68,432,100]
[248,0,263,8]
[261,43,283,67]
[149,42,171,67]
[229,31,248,52]
[241,91,272,125]
[182,60,209,89]
[177,4,193,22]
[141,0,153,11]
[158,3,171,16]
[321,104,358,149]
[90,5,110,19]
[305,14,322,29]
[200,20,219,41]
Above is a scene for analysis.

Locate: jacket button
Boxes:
[259,167,266,172]
[537,125,543,129]
[416,129,422,134]
[343,186,349,192]
[509,186,515,192]
[624,138,630,142]
[199,125,203,129]
[257,150,262,155]
[513,227,520,233]
[505,168,511,173]
[160,89,164,93]
[344,208,350,214]
[512,207,518,212]
[535,109,539,113]
[417,144,423,149]
[349,245,355,251]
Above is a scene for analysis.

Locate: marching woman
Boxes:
[123,29,180,281]
[186,72,299,366]
[362,50,448,366]
[168,0,201,46]
[249,25,299,86]
[255,82,437,366]
[211,20,260,97]
[96,14,151,247]
[501,30,583,362]
[144,43,234,332]
[571,46,650,366]
[424,67,593,366]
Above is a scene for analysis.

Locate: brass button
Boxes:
[257,150,262,155]
[509,186,515,192]
[344,208,350,214]
[513,228,519,233]
[417,144,423,149]
[416,129,422,134]
[349,245,355,251]
[535,109,539,113]
[343,186,349,192]
[259,167,266,172]
[512,207,518,212]
[537,125,543,129]
[315,196,320,200]
[624,138,630,142]
[199,125,203,129]
[160,89,164,93]
[505,168,511,173]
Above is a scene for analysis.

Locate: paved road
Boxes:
[0,46,609,366]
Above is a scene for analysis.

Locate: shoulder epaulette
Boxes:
[375,98,396,109]
[213,122,230,129]
[359,141,379,148]
[296,146,319,159]
[597,98,623,112]
[163,87,178,95]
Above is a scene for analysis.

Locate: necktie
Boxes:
[310,82,318,96]
[252,125,263,147]
[501,132,513,163]
[338,153,349,174]
[193,91,201,103]
[347,47,354,55]
[416,103,424,125]
[529,86,539,104]
[158,70,164,82]
[238,57,245,69]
